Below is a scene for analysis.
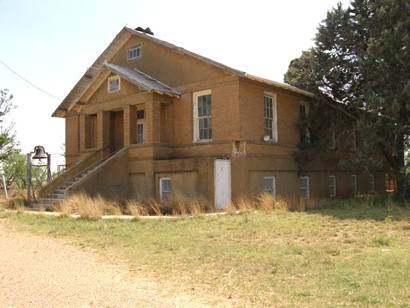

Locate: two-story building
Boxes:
[41,26,390,209]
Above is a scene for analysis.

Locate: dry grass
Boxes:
[2,188,28,211]
[126,200,148,216]
[55,193,121,219]
[7,197,410,307]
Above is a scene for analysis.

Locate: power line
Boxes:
[0,59,61,101]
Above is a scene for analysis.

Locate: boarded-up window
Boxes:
[85,114,97,149]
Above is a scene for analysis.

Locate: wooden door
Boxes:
[110,111,124,152]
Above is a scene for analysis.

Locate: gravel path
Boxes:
[0,220,217,307]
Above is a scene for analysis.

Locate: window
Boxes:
[329,175,336,198]
[329,113,336,149]
[264,94,278,142]
[299,102,310,144]
[352,121,357,151]
[108,76,120,93]
[193,90,212,142]
[352,174,358,195]
[136,110,144,144]
[369,174,375,192]
[159,178,172,200]
[263,176,276,197]
[127,45,142,61]
[85,114,97,149]
[299,176,310,199]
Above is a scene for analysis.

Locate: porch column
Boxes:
[123,105,137,146]
[145,97,161,144]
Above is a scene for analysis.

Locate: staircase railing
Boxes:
[38,148,108,198]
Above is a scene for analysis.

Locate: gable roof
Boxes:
[53,26,315,117]
[104,63,180,97]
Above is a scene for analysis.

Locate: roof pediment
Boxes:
[103,63,180,97]
[52,26,315,117]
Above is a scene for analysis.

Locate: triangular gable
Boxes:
[53,26,315,117]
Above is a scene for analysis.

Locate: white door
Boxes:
[214,159,231,209]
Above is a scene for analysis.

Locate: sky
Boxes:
[0,0,351,170]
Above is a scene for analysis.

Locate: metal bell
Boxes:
[32,146,47,160]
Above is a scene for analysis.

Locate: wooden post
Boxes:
[47,154,52,183]
[26,153,32,204]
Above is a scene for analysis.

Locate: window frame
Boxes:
[159,177,172,201]
[107,75,120,93]
[127,45,142,61]
[299,176,310,199]
[263,176,276,197]
[263,93,278,143]
[299,101,311,144]
[352,174,358,195]
[136,119,144,144]
[329,113,336,149]
[193,89,212,143]
[329,175,337,198]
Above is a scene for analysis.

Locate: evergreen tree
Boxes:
[284,0,410,196]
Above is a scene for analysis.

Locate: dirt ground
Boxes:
[0,219,222,307]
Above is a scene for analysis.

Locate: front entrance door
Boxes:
[214,159,232,209]
[110,111,124,153]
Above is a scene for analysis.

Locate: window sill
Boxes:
[193,139,213,144]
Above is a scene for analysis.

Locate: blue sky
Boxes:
[0,0,350,169]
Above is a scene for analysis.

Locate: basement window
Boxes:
[263,176,276,197]
[299,176,310,199]
[127,45,141,61]
[329,175,336,198]
[369,174,375,192]
[108,76,120,93]
[352,174,358,195]
[160,178,172,200]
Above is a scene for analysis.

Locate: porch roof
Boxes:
[104,62,180,98]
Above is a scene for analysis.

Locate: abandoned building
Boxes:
[40,26,391,209]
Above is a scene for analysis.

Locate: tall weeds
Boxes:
[55,193,121,219]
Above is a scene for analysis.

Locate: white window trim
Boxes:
[193,89,212,143]
[264,92,278,143]
[263,176,276,197]
[127,45,142,61]
[107,75,120,93]
[352,174,358,195]
[329,175,337,198]
[159,177,172,201]
[136,119,144,144]
[299,176,310,199]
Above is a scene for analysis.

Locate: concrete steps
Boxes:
[34,161,104,209]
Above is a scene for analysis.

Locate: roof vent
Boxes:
[134,27,154,36]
